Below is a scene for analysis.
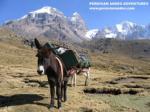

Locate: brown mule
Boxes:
[34,38,69,109]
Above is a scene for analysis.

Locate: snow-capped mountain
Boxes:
[29,6,65,17]
[18,6,65,21]
[70,12,87,32]
[3,6,88,42]
[69,12,88,40]
[2,6,150,41]
[90,21,150,40]
[116,21,136,35]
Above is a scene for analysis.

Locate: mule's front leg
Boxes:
[64,80,68,102]
[49,83,55,108]
[56,83,62,109]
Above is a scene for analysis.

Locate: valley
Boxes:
[0,29,150,112]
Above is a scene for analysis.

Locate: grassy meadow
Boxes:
[0,28,150,112]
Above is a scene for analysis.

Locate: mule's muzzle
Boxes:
[37,70,43,75]
[37,65,45,75]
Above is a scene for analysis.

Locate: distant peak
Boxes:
[120,21,136,27]
[30,6,55,13]
[73,12,80,16]
[121,20,134,24]
[29,6,64,16]
[71,12,83,22]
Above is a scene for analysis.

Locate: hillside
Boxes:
[0,29,150,112]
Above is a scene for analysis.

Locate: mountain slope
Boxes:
[2,7,150,41]
[3,7,88,42]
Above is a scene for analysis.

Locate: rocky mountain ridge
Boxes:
[88,21,150,40]
[3,6,150,42]
[3,6,88,42]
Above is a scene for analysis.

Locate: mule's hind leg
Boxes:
[71,73,76,87]
[84,71,90,86]
[71,75,74,87]
[56,82,62,109]
[85,73,88,86]
[64,80,68,101]
[61,82,64,101]
[73,73,77,87]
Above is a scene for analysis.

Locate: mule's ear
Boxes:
[34,38,41,49]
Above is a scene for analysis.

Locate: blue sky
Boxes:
[0,0,150,29]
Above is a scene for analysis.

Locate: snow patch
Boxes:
[29,6,65,18]
[71,12,81,22]
[17,15,28,21]
[85,29,99,39]
[105,33,117,38]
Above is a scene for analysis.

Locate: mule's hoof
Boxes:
[64,98,67,102]
[58,107,62,112]
[58,104,62,110]
[85,83,89,86]
[48,107,54,111]
[49,104,54,109]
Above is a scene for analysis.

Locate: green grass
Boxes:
[87,94,150,112]
[98,95,150,112]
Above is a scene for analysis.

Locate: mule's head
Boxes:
[34,38,52,75]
